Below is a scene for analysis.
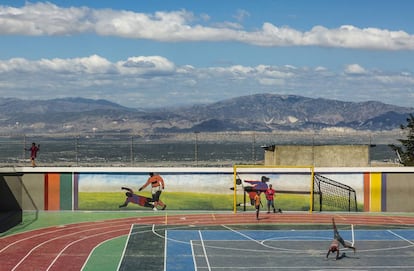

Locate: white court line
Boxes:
[388,230,414,245]
[351,224,355,246]
[11,223,127,271]
[164,229,168,271]
[198,230,212,271]
[222,225,307,252]
[46,228,127,271]
[191,240,198,271]
[206,265,413,269]
[81,234,128,271]
[115,224,134,271]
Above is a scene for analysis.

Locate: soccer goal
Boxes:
[313,174,358,212]
[232,165,315,213]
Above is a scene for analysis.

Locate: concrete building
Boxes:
[263,144,370,167]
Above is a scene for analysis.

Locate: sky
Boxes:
[1,0,414,108]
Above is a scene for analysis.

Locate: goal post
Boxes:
[232,165,315,213]
[313,174,358,212]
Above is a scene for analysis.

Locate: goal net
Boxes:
[232,165,315,213]
[313,174,358,212]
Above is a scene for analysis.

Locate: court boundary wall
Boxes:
[1,166,414,212]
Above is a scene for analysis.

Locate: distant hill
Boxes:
[0,94,412,134]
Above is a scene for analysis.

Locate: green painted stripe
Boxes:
[60,173,73,210]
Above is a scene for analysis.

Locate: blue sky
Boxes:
[0,0,413,108]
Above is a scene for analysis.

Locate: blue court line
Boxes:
[165,229,414,271]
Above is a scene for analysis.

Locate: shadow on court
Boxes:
[119,224,414,271]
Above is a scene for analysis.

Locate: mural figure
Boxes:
[139,172,167,211]
[119,187,154,209]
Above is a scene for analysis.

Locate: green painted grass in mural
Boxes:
[78,192,312,211]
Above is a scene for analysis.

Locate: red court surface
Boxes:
[1,212,414,271]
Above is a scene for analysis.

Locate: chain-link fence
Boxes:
[0,130,404,167]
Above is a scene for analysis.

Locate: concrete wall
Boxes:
[264,145,369,167]
[385,173,414,212]
[1,166,414,212]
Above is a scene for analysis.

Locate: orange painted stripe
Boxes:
[46,173,60,210]
[363,172,370,212]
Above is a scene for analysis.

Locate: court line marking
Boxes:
[164,229,168,271]
[116,224,134,271]
[222,225,318,252]
[191,240,197,271]
[388,230,414,245]
[46,228,127,271]
[198,230,212,271]
[164,227,414,254]
[152,224,297,254]
[149,224,414,263]
[10,223,129,271]
[1,220,129,253]
[81,235,128,271]
[202,265,414,269]
[351,224,355,246]
[147,225,414,270]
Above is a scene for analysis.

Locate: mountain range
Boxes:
[0,94,412,134]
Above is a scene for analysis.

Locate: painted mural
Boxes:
[75,171,365,211]
[11,168,414,212]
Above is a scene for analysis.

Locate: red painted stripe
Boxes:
[363,172,370,212]
[44,174,49,210]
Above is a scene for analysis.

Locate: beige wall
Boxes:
[386,173,414,212]
[4,176,22,206]
[5,174,44,210]
[264,145,369,167]
[22,174,45,210]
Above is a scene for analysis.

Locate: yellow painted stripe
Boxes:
[370,173,382,212]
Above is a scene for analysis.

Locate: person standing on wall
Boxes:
[25,142,40,167]
[139,172,167,211]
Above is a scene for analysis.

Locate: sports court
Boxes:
[118,214,414,271]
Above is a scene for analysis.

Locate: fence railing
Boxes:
[0,130,403,167]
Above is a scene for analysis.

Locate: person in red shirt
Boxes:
[265,184,282,213]
[119,187,154,208]
[139,172,167,211]
[25,142,40,167]
[326,217,356,260]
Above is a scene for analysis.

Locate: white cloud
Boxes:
[257,77,285,86]
[1,2,414,50]
[233,9,250,22]
[315,66,327,72]
[0,55,413,108]
[117,56,175,75]
[303,25,414,50]
[344,64,367,75]
[0,2,93,35]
